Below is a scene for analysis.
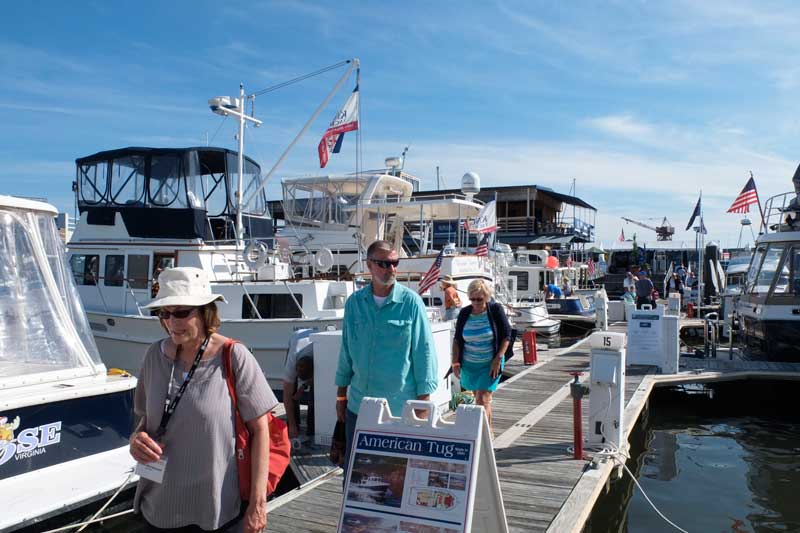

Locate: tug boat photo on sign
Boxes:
[338,397,508,533]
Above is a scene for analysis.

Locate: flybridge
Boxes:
[74,147,273,242]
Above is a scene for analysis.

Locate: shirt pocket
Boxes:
[386,318,412,344]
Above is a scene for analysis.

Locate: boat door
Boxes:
[124,252,153,314]
[151,253,177,298]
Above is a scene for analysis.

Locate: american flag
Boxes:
[475,234,489,257]
[587,258,596,276]
[418,249,445,294]
[618,228,625,242]
[727,174,759,214]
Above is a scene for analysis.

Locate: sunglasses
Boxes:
[158,308,196,320]
[469,297,485,303]
[369,258,400,269]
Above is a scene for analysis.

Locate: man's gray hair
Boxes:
[367,240,393,258]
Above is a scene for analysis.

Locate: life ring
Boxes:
[313,247,335,273]
[244,240,269,270]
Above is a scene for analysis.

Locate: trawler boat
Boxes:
[737,167,800,361]
[67,147,353,390]
[497,248,560,335]
[277,165,496,315]
[0,195,137,532]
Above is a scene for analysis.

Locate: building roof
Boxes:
[413,184,596,211]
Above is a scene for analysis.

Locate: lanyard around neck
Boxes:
[154,336,210,440]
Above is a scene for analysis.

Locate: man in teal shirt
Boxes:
[335,240,438,475]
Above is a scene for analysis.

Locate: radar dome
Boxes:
[461,172,481,195]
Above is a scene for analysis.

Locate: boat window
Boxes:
[70,254,100,286]
[127,254,150,289]
[227,154,266,216]
[149,155,186,207]
[773,251,791,294]
[745,245,765,291]
[110,156,146,205]
[510,270,529,291]
[422,297,443,307]
[78,160,109,204]
[104,255,125,287]
[751,244,784,294]
[243,294,304,319]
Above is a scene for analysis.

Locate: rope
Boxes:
[250,60,351,97]
[41,509,135,533]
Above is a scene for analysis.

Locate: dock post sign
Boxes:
[339,398,507,533]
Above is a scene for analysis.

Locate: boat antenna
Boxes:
[400,145,410,171]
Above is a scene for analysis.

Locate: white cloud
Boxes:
[585,115,655,142]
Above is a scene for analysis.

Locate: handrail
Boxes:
[208,251,263,320]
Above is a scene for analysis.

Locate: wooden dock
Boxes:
[266,321,800,532]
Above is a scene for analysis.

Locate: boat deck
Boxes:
[264,320,800,532]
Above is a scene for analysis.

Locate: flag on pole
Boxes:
[618,228,625,242]
[418,249,445,294]
[318,85,359,168]
[727,175,759,213]
[685,195,701,231]
[466,200,497,233]
[566,256,573,267]
[475,234,489,256]
[587,258,596,276]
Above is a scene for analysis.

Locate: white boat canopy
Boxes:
[0,196,105,388]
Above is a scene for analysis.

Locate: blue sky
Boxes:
[3,0,800,248]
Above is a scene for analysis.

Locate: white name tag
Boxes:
[135,457,168,484]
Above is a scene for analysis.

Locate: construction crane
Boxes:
[621,216,675,241]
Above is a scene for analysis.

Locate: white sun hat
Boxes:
[143,267,227,309]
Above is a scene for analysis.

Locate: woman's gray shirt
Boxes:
[133,340,278,530]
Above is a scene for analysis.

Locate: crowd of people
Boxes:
[129,239,514,529]
[622,263,695,309]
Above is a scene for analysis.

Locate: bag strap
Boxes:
[221,339,239,411]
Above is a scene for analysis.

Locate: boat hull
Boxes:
[739,316,800,362]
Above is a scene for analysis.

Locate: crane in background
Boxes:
[620,216,675,241]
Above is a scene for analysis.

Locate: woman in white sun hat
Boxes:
[129,267,278,532]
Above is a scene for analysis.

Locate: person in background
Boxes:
[440,276,462,321]
[335,240,437,479]
[451,279,511,432]
[130,267,277,532]
[283,329,315,441]
[561,277,573,297]
[545,282,563,299]
[622,285,636,304]
[634,271,655,309]
[623,272,638,294]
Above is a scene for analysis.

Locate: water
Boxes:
[586,382,800,533]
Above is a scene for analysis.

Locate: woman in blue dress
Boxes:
[451,280,512,430]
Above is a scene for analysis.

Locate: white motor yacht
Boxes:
[0,195,137,532]
[67,147,353,391]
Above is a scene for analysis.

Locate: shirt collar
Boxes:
[367,282,402,304]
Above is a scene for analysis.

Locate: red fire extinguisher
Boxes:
[522,330,537,365]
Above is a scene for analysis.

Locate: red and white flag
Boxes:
[727,174,760,214]
[475,234,489,256]
[618,228,625,242]
[418,249,445,294]
[466,200,497,233]
[587,258,596,276]
[318,85,359,168]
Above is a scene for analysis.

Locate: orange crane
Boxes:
[620,216,675,241]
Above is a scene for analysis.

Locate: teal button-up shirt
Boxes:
[335,282,438,415]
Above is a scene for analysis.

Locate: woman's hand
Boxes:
[129,431,163,463]
[243,499,267,533]
[490,357,502,379]
[452,362,461,379]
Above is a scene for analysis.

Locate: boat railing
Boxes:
[354,192,483,209]
[763,191,800,233]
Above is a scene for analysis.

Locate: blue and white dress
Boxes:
[460,311,502,392]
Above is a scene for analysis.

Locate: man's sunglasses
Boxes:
[369,258,400,269]
[158,308,195,320]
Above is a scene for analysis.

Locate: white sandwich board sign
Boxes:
[338,397,508,533]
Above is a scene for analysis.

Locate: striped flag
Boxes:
[318,85,359,168]
[418,249,444,294]
[475,234,489,256]
[587,258,596,276]
[566,256,574,267]
[727,174,759,214]
[618,228,625,242]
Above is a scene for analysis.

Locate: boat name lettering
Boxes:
[356,432,471,461]
[0,420,62,467]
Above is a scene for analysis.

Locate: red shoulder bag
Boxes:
[221,339,291,499]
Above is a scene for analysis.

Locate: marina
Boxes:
[5,5,800,531]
